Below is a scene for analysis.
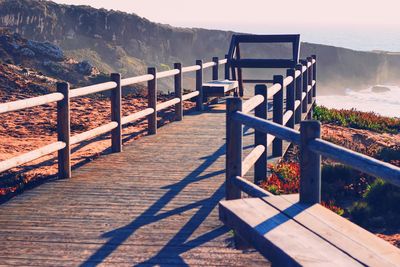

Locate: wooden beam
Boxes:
[212,57,219,80]
[295,64,303,124]
[147,67,157,135]
[300,120,321,204]
[111,73,122,153]
[196,60,204,111]
[69,81,117,98]
[0,93,64,114]
[57,82,71,179]
[272,75,284,157]
[226,97,243,200]
[254,85,268,184]
[286,69,296,129]
[174,63,183,121]
[0,142,66,173]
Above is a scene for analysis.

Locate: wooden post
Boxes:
[174,63,183,121]
[300,60,308,114]
[272,75,284,157]
[212,57,219,80]
[254,85,267,185]
[111,73,122,153]
[286,69,295,129]
[307,57,313,105]
[312,54,317,98]
[195,59,204,111]
[57,82,71,179]
[295,64,303,123]
[226,97,243,200]
[147,67,157,135]
[300,120,321,204]
[224,54,230,80]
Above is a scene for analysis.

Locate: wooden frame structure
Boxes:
[226,34,301,96]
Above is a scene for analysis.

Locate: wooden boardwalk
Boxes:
[0,104,268,266]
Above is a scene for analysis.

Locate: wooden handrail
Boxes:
[267,83,282,99]
[242,95,265,114]
[242,145,265,176]
[182,91,200,101]
[156,98,181,111]
[0,93,64,114]
[203,61,217,69]
[233,111,301,145]
[70,122,118,145]
[157,69,180,79]
[283,76,294,87]
[219,58,228,65]
[121,108,154,125]
[310,138,400,187]
[182,65,201,73]
[70,81,117,98]
[0,142,66,173]
[121,74,154,86]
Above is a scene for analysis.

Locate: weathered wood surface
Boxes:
[220,196,400,267]
[0,104,267,266]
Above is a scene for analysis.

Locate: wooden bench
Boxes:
[202,80,239,97]
[219,194,400,267]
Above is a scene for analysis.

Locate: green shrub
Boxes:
[313,106,400,134]
[349,179,400,228]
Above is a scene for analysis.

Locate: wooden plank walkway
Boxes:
[0,104,268,266]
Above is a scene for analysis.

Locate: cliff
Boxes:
[1,0,400,92]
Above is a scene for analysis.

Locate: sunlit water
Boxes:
[317,86,400,118]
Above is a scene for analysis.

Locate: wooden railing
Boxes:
[0,57,228,179]
[225,57,400,203]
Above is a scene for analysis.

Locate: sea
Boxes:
[317,86,400,118]
[247,26,400,118]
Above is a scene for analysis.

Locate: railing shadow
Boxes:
[81,144,228,266]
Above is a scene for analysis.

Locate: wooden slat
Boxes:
[156,98,181,111]
[310,139,400,187]
[0,93,64,114]
[0,142,65,173]
[218,58,228,65]
[157,69,180,79]
[121,108,154,125]
[182,65,201,73]
[233,111,301,145]
[182,91,200,101]
[70,82,117,98]
[265,195,400,267]
[267,83,281,99]
[294,100,301,111]
[283,110,293,126]
[283,76,294,87]
[219,198,362,266]
[120,74,154,86]
[242,145,265,176]
[70,122,118,145]
[242,95,264,114]
[202,62,217,69]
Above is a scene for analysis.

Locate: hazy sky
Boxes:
[53,0,399,31]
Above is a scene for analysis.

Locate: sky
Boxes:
[52,0,399,31]
[52,0,400,51]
